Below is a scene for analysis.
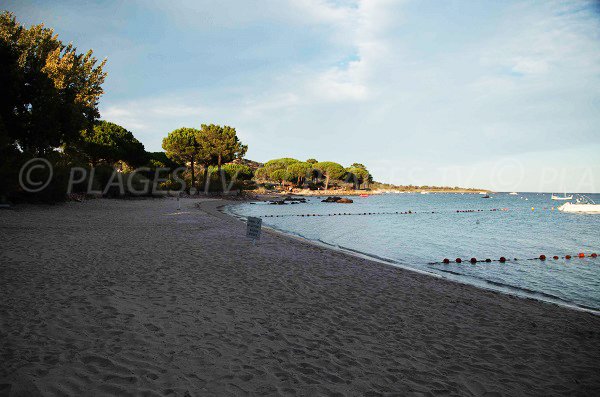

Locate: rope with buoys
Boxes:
[260,208,510,218]
[433,252,598,265]
[256,204,579,218]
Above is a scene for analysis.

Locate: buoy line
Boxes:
[431,252,598,265]
[259,208,511,218]
[255,205,573,219]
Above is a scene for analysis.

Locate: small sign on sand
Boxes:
[246,216,262,244]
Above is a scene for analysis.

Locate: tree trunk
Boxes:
[218,155,223,192]
[325,174,330,190]
[203,166,209,194]
[190,156,195,194]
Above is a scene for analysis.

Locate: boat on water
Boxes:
[558,195,600,213]
[420,191,430,195]
[359,194,369,198]
[482,194,491,199]
[509,192,518,195]
[551,193,573,201]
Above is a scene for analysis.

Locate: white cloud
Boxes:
[96,0,600,190]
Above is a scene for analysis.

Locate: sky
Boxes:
[4,0,600,192]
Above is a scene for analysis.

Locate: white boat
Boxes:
[558,195,600,213]
[509,192,518,195]
[420,191,429,194]
[551,193,573,201]
[479,191,487,195]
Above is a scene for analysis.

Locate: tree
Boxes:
[192,128,215,193]
[306,158,318,164]
[346,166,370,189]
[198,124,247,191]
[315,161,346,190]
[254,167,269,182]
[270,168,288,186]
[147,151,182,170]
[0,11,106,155]
[221,163,253,181]
[162,127,200,191]
[286,162,313,186]
[264,158,300,169]
[254,158,300,185]
[69,120,146,167]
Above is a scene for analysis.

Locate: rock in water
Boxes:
[322,196,342,203]
[269,200,287,205]
[337,198,353,203]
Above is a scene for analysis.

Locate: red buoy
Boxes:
[539,255,546,261]
[578,252,585,258]
[553,256,559,260]
[565,255,571,260]
[470,258,477,264]
[499,257,506,263]
[592,253,598,258]
[455,258,462,263]
[443,258,450,264]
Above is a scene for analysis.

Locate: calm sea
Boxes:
[228,193,600,312]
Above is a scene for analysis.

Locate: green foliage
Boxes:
[346,166,370,188]
[264,158,300,168]
[0,11,106,155]
[69,120,147,167]
[160,124,248,192]
[222,163,253,181]
[200,163,252,192]
[147,151,182,169]
[255,158,305,185]
[162,127,200,165]
[269,169,288,183]
[254,158,371,190]
[254,166,268,181]
[0,12,108,201]
[195,124,247,192]
[315,162,346,179]
[315,161,346,189]
[286,162,313,184]
[209,163,253,181]
[198,124,247,167]
[162,127,201,191]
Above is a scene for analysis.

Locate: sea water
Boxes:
[228,193,600,311]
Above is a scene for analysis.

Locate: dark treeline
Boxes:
[254,159,372,191]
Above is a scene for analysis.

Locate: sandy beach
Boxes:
[1,198,599,396]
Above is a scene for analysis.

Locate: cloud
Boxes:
[85,0,600,190]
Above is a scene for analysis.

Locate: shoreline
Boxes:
[249,189,487,198]
[216,200,600,316]
[1,198,599,395]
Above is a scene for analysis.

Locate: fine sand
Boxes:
[1,198,599,396]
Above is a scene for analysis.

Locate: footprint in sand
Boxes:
[144,323,162,333]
